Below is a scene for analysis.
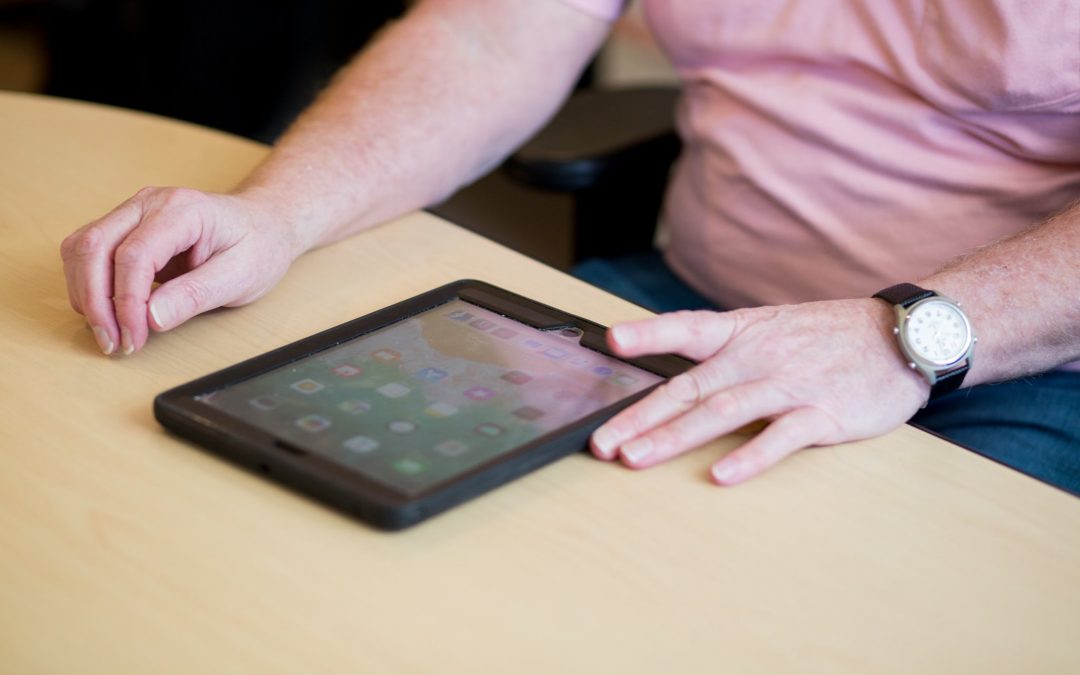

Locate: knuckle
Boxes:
[806,407,843,442]
[114,237,150,267]
[59,233,76,259]
[175,277,211,314]
[606,411,640,440]
[648,425,683,454]
[74,225,105,257]
[725,308,752,339]
[704,390,735,416]
[158,187,184,207]
[111,290,145,308]
[614,397,660,438]
[159,186,204,210]
[764,376,801,410]
[700,309,727,336]
[673,310,707,340]
[664,371,704,407]
[771,419,802,450]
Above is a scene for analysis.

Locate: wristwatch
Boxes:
[873,283,977,399]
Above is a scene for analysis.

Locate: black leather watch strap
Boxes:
[931,364,967,398]
[873,282,934,308]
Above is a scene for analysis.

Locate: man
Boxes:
[60,0,1080,492]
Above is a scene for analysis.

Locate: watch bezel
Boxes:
[894,294,975,381]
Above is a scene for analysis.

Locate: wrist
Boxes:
[862,298,933,405]
[230,184,325,260]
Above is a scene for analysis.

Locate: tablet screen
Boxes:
[195,299,662,496]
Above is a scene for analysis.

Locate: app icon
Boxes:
[332,364,363,378]
[500,370,532,385]
[424,402,459,418]
[447,310,473,322]
[377,382,411,399]
[290,378,325,394]
[464,386,495,401]
[388,420,418,434]
[469,319,496,331]
[343,435,379,454]
[512,406,545,421]
[474,423,505,437]
[611,373,639,387]
[338,399,372,415]
[393,459,425,475]
[372,349,401,362]
[249,394,281,411]
[568,356,590,367]
[591,366,614,377]
[295,414,331,432]
[434,440,469,457]
[492,327,518,339]
[522,339,544,349]
[542,348,567,360]
[415,367,448,382]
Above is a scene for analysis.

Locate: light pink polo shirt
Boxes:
[560,0,1080,310]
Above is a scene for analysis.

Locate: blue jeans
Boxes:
[574,252,1080,497]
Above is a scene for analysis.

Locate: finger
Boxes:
[60,242,83,315]
[607,310,738,361]
[591,358,745,460]
[615,379,785,469]
[112,205,205,353]
[61,197,148,354]
[147,250,246,332]
[710,407,838,486]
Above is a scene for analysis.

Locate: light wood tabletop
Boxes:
[2,90,1079,675]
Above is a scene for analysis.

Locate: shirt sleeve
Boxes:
[554,0,627,23]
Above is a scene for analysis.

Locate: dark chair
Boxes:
[43,0,405,142]
[503,86,680,262]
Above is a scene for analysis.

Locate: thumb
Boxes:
[147,253,247,332]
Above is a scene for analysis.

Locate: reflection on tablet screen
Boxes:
[196,300,662,496]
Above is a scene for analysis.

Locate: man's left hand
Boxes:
[590,300,930,484]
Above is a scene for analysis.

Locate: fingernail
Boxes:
[620,437,653,465]
[149,299,166,330]
[91,326,114,355]
[711,459,739,484]
[592,426,618,457]
[120,327,134,355]
[611,325,633,348]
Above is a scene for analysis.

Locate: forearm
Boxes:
[920,199,1080,384]
[236,0,607,253]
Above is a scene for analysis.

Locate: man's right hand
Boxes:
[61,187,303,355]
[58,0,611,357]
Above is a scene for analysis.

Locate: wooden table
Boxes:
[2,91,1078,674]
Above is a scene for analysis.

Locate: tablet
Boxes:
[154,280,692,529]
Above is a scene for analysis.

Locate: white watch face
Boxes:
[903,299,971,365]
